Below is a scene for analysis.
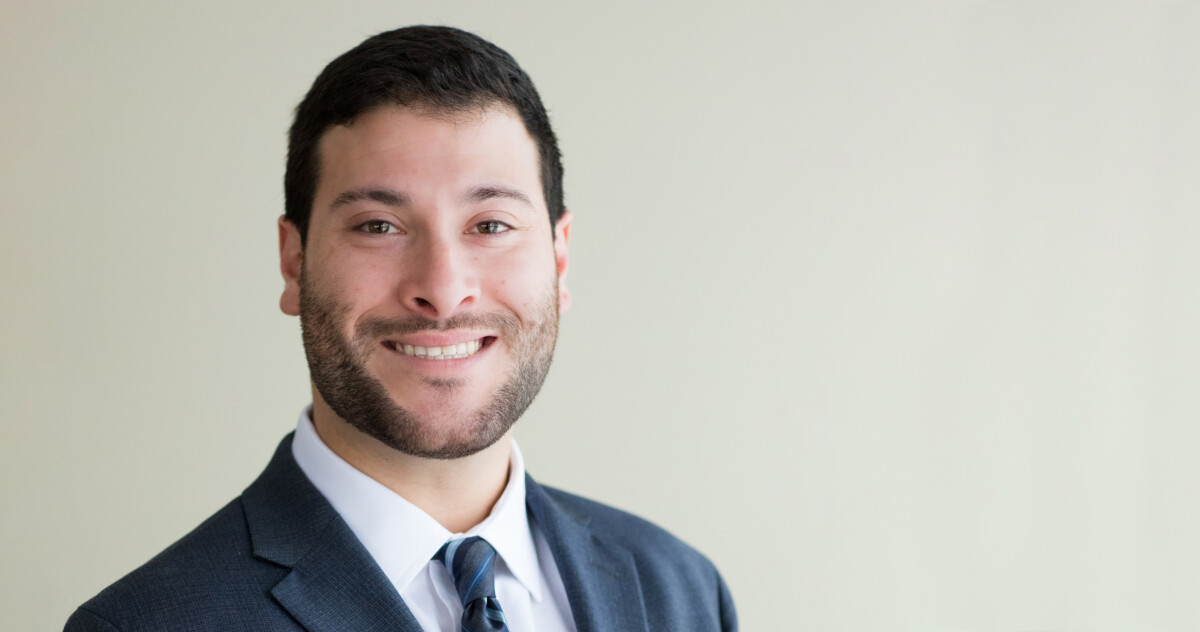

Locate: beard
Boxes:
[298,269,559,460]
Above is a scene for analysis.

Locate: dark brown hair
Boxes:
[284,26,564,244]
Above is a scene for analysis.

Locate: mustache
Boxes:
[355,312,519,341]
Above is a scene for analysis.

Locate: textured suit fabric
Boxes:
[65,434,737,632]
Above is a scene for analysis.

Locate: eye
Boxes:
[357,220,398,234]
[474,220,512,235]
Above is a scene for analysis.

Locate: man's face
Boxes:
[278,105,571,459]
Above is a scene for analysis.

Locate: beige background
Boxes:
[2,1,1198,630]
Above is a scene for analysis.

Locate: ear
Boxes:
[554,210,572,313]
[278,216,303,316]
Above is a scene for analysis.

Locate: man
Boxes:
[66,25,736,632]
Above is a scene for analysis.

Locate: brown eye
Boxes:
[360,220,395,234]
[476,220,511,235]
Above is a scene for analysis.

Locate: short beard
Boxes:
[298,270,559,459]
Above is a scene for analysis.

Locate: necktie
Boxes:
[436,536,510,631]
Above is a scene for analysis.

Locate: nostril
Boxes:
[415,297,432,308]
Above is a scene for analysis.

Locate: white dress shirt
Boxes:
[291,409,576,632]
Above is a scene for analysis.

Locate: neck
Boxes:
[309,395,512,534]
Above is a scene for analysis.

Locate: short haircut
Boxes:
[284,25,564,245]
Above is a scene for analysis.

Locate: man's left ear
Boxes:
[554,210,572,313]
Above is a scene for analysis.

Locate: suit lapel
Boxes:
[241,436,650,632]
[269,520,422,632]
[242,434,423,632]
[526,475,650,632]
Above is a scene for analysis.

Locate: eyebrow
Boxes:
[463,185,534,208]
[327,184,534,212]
[329,187,410,211]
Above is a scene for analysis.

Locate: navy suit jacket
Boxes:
[66,435,737,631]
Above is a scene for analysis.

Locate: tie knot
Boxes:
[436,536,499,605]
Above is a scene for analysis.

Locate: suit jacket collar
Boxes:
[241,434,423,632]
[525,475,651,632]
[241,434,650,632]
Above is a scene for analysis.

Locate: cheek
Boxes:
[482,252,556,309]
[311,251,395,311]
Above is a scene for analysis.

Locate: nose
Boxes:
[399,233,479,320]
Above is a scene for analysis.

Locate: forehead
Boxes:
[313,104,543,208]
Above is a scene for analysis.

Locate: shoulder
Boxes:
[527,479,738,630]
[535,482,734,596]
[66,498,289,632]
[536,483,707,559]
[66,435,321,631]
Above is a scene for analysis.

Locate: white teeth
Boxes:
[397,339,484,360]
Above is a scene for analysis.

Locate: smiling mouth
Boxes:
[386,337,491,360]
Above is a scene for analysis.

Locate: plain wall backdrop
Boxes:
[2,2,1198,630]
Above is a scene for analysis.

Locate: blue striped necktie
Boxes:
[435,536,509,631]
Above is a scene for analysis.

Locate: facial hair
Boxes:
[298,269,559,460]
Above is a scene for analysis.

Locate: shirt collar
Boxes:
[290,408,544,601]
[464,435,544,602]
